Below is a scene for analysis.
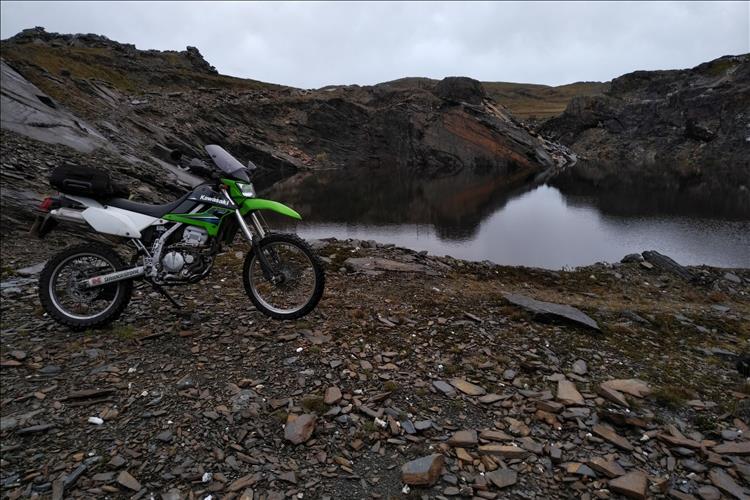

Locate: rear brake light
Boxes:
[38,197,59,212]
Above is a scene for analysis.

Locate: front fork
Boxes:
[235,209,279,283]
[220,186,278,283]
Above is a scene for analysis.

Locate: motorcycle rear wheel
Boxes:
[39,243,133,330]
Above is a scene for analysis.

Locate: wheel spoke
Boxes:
[50,253,120,321]
[249,240,318,315]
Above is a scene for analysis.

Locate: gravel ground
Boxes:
[1,233,749,499]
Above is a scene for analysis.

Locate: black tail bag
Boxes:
[49,165,129,199]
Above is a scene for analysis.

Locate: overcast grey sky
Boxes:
[1,1,748,88]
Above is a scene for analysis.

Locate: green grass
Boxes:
[383,381,399,392]
[651,385,695,410]
[270,409,288,424]
[301,395,328,414]
[110,324,138,340]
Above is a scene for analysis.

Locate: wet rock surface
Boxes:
[1,237,748,498]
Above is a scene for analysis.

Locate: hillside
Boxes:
[0,28,575,233]
[541,54,750,216]
[354,77,609,121]
[482,80,609,120]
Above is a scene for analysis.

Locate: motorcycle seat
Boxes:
[106,192,191,218]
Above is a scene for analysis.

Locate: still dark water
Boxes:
[263,169,750,269]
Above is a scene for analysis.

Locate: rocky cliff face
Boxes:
[0,28,573,231]
[541,55,750,215]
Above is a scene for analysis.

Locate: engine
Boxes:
[182,226,209,246]
[157,227,213,282]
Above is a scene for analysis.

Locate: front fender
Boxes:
[239,198,302,220]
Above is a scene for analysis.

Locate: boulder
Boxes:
[642,251,694,281]
[434,77,487,105]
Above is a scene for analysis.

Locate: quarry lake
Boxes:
[264,170,750,269]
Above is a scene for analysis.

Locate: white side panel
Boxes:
[81,207,158,238]
[105,207,160,231]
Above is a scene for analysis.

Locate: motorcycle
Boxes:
[31,145,325,329]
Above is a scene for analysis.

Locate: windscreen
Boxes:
[205,145,249,181]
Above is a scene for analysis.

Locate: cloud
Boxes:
[1,1,747,88]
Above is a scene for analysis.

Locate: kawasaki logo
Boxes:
[199,194,231,206]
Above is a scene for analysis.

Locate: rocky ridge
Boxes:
[542,54,750,215]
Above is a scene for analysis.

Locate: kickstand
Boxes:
[150,282,184,309]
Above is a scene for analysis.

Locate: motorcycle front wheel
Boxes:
[243,233,325,320]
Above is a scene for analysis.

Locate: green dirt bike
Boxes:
[32,145,325,329]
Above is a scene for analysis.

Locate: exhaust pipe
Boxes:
[82,266,145,288]
[49,208,87,225]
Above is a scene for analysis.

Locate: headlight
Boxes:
[238,183,256,197]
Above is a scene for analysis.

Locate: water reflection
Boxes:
[263,169,750,269]
[264,167,534,240]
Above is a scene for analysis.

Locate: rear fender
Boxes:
[239,199,301,220]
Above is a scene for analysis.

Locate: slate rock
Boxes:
[401,454,444,486]
[503,292,600,331]
[175,375,196,390]
[600,378,651,398]
[344,257,435,275]
[708,468,748,499]
[485,468,517,489]
[713,440,750,455]
[449,378,486,396]
[557,380,584,406]
[284,414,316,444]
[642,251,694,281]
[433,380,456,396]
[117,471,141,491]
[324,386,342,405]
[587,456,626,478]
[478,444,529,458]
[593,424,634,451]
[447,430,478,447]
[572,359,588,375]
[609,470,648,499]
[155,430,173,443]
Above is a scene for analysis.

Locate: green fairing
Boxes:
[163,180,300,235]
[223,178,301,220]
[162,212,223,236]
[239,199,302,220]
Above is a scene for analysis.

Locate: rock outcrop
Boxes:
[541,54,750,215]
